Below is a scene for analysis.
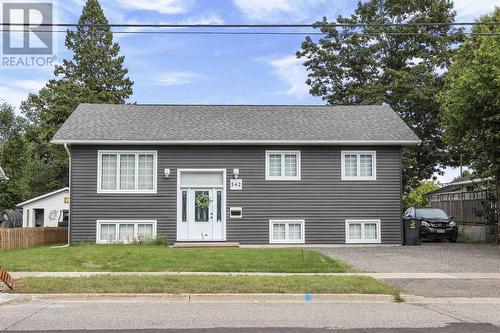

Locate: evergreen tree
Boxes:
[20,0,133,197]
[54,0,133,103]
[297,0,463,193]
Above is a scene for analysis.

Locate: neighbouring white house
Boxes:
[17,188,70,228]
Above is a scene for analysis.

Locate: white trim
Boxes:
[269,219,305,244]
[96,220,157,244]
[52,139,421,146]
[97,150,157,194]
[345,219,381,244]
[17,187,69,207]
[176,169,227,242]
[341,151,377,181]
[265,150,301,181]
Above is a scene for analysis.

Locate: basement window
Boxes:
[269,220,305,243]
[96,220,156,244]
[345,220,381,244]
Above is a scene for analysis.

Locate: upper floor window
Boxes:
[341,151,376,181]
[98,151,157,193]
[265,150,301,180]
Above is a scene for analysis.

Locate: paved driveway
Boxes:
[317,243,500,273]
[318,243,500,298]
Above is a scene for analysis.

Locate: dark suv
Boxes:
[403,207,458,243]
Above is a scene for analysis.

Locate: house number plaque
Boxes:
[230,179,242,190]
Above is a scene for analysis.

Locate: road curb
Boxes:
[4,293,396,303]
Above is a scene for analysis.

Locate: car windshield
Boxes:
[415,208,448,219]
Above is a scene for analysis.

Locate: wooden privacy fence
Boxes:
[0,227,68,250]
[428,190,488,223]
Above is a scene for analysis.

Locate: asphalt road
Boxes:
[4,323,500,332]
[1,298,500,331]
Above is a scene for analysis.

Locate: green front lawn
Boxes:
[0,244,350,273]
[14,275,396,296]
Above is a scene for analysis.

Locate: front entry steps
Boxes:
[173,242,240,248]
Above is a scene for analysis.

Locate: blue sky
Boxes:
[1,0,498,182]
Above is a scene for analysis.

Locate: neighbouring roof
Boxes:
[0,166,8,181]
[426,177,490,196]
[52,104,420,145]
[16,188,69,207]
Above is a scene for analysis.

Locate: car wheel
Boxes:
[449,238,457,243]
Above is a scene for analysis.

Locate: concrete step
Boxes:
[173,242,240,248]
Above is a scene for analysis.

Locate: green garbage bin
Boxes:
[403,219,421,245]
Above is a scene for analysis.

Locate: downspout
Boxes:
[52,143,71,248]
[64,142,71,246]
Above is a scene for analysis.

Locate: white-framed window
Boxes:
[265,151,301,180]
[269,219,305,243]
[345,219,381,244]
[97,151,157,193]
[341,151,376,180]
[96,220,157,244]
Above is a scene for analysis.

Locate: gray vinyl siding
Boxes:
[70,145,402,244]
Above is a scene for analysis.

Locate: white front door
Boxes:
[186,188,223,240]
[177,170,226,241]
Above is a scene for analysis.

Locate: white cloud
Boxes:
[179,13,224,25]
[453,0,499,21]
[266,55,310,99]
[233,0,328,21]
[115,0,192,14]
[157,71,205,86]
[0,80,46,112]
[9,79,46,91]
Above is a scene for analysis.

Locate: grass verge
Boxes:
[14,275,398,296]
[0,244,350,273]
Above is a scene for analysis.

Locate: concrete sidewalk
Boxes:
[9,271,500,279]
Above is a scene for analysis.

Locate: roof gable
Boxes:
[52,104,420,145]
[17,188,69,207]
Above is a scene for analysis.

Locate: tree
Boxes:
[438,8,499,241]
[54,0,133,103]
[0,103,33,211]
[404,181,439,208]
[297,0,463,194]
[20,0,133,197]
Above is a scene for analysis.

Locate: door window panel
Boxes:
[195,191,210,222]
[217,190,222,222]
[182,190,187,222]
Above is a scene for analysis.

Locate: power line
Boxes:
[0,22,499,28]
[3,29,499,36]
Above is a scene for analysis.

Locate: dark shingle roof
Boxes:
[52,104,420,145]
